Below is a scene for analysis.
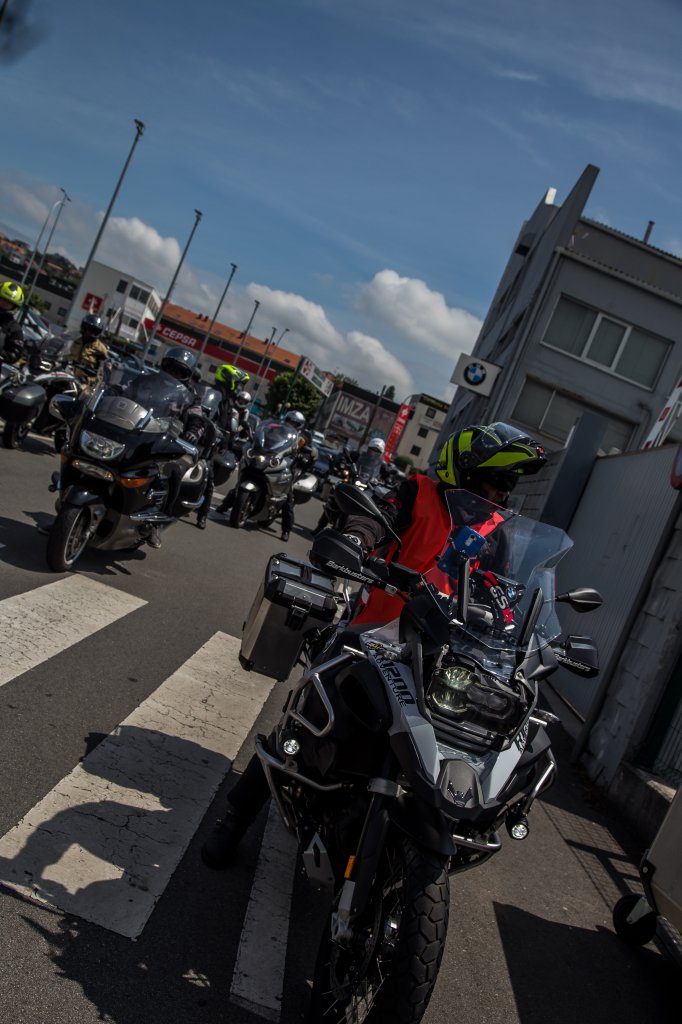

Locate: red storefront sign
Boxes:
[384,402,412,461]
[82,292,102,314]
[155,322,278,380]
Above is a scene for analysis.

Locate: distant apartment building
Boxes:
[394,393,449,470]
[67,261,162,343]
[434,164,682,466]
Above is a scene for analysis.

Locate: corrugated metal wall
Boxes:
[550,446,680,720]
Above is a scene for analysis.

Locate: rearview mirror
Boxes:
[556,587,603,613]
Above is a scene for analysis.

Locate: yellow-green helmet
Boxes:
[0,281,24,307]
[215,363,250,391]
[436,422,546,487]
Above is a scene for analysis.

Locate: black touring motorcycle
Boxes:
[46,372,207,571]
[239,484,602,1023]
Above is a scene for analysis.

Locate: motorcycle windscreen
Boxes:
[255,420,299,452]
[91,372,191,432]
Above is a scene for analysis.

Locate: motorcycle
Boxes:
[0,335,81,449]
[45,370,207,572]
[244,484,602,1022]
[228,418,317,529]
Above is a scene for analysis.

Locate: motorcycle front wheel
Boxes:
[2,420,30,449]
[308,836,450,1024]
[230,489,253,529]
[46,505,91,572]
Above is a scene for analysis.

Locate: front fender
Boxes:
[388,792,456,857]
[61,485,107,512]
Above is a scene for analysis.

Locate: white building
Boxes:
[394,393,449,471]
[67,261,161,343]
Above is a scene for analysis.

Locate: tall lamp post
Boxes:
[260,325,289,387]
[143,208,203,359]
[22,189,71,313]
[20,187,69,287]
[232,298,260,367]
[198,262,237,360]
[67,118,145,325]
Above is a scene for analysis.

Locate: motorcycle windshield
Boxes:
[427,490,573,676]
[254,421,298,452]
[89,371,190,433]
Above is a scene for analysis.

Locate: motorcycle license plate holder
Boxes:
[240,554,338,680]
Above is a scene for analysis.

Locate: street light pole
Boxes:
[232,298,260,366]
[198,261,237,360]
[22,189,71,313]
[67,118,145,325]
[20,188,68,287]
[143,208,203,359]
[260,326,289,386]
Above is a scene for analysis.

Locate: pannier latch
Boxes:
[286,597,312,630]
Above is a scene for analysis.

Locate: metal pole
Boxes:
[232,298,260,366]
[280,354,304,412]
[20,189,67,287]
[198,261,237,359]
[143,208,203,359]
[22,190,71,312]
[261,326,288,381]
[67,118,145,324]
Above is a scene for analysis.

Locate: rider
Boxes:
[0,281,26,364]
[200,421,546,869]
[145,346,207,547]
[214,388,255,515]
[214,363,250,431]
[68,314,109,383]
[280,410,317,543]
[194,386,222,530]
[355,436,388,484]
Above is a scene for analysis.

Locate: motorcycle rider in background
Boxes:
[0,281,26,363]
[214,362,250,431]
[201,420,547,868]
[279,410,317,543]
[194,386,223,530]
[214,388,253,514]
[68,315,109,384]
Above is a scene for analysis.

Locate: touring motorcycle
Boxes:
[0,335,81,449]
[228,418,317,529]
[46,371,207,571]
[242,484,601,1022]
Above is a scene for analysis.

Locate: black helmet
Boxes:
[161,345,198,383]
[81,314,104,339]
[436,422,546,492]
[199,386,222,421]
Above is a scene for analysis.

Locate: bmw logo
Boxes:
[464,362,487,386]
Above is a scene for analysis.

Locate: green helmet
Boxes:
[215,363,250,391]
[436,422,546,488]
[0,281,24,307]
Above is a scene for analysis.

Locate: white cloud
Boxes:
[98,217,183,289]
[247,282,414,396]
[358,270,481,359]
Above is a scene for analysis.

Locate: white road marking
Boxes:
[0,576,146,688]
[230,802,299,1022]
[0,632,275,938]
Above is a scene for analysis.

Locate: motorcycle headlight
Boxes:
[269,454,281,467]
[80,429,126,461]
[427,665,477,715]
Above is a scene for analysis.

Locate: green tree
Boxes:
[384,384,396,401]
[332,373,358,386]
[264,371,323,421]
[393,454,414,472]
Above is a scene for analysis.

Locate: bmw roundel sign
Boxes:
[450,354,501,397]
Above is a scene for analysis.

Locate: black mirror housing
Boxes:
[556,587,603,613]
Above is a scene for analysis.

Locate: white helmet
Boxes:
[284,410,305,429]
[235,389,251,409]
[368,437,386,454]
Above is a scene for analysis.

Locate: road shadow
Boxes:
[1,434,58,458]
[493,901,679,1024]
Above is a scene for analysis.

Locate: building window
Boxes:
[147,297,160,316]
[424,407,436,419]
[410,445,422,456]
[138,288,150,304]
[58,307,67,317]
[512,378,633,451]
[43,301,52,310]
[116,279,128,293]
[543,296,670,389]
[417,427,429,438]
[127,317,139,329]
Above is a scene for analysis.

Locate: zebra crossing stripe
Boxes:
[0,576,147,688]
[0,632,275,938]
[230,802,299,1021]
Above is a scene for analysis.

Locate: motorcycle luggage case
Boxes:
[240,554,337,680]
[0,383,46,424]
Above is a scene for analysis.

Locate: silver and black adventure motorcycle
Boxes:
[0,335,81,449]
[228,418,317,529]
[239,484,602,1023]
[45,371,207,571]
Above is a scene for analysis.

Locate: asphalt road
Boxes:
[0,436,678,1024]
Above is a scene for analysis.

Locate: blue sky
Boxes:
[2,0,682,399]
